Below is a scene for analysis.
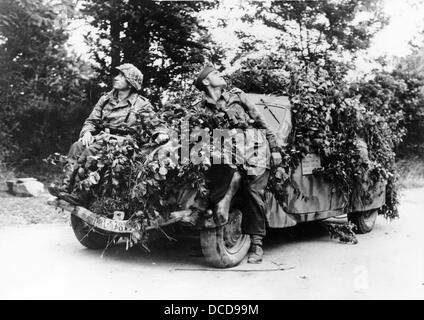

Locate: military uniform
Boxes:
[69,89,168,162]
[49,63,168,203]
[194,87,279,237]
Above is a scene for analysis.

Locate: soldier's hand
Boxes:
[271,152,282,166]
[80,132,94,147]
[155,133,169,144]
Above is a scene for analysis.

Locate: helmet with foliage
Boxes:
[116,63,144,91]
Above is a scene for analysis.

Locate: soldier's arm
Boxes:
[236,90,279,151]
[79,95,108,138]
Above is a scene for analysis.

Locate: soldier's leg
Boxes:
[68,140,86,160]
[63,141,88,190]
[61,141,103,205]
[49,139,101,203]
[208,165,238,204]
[241,169,270,263]
[207,165,241,226]
[48,141,85,196]
[76,141,102,167]
[241,169,269,236]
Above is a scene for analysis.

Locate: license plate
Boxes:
[301,153,322,175]
[93,216,136,233]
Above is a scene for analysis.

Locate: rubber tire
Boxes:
[348,209,378,234]
[200,208,251,268]
[70,214,112,250]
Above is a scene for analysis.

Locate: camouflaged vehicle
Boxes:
[48,94,386,268]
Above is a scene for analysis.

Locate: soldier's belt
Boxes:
[102,127,134,135]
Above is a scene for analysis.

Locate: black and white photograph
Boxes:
[0,0,423,302]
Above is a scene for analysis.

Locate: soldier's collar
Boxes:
[110,89,138,106]
[204,90,230,106]
[204,95,216,105]
[127,92,138,106]
[221,90,230,102]
[106,89,115,100]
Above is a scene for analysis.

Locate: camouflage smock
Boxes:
[80,89,168,143]
[193,88,279,175]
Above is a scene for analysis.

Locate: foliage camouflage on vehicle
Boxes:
[230,55,403,219]
[46,58,403,251]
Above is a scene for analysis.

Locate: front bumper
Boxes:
[47,197,195,234]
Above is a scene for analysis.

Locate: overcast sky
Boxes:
[67,0,424,73]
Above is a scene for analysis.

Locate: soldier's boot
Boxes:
[247,234,264,264]
[48,160,78,197]
[214,171,241,226]
[57,166,91,207]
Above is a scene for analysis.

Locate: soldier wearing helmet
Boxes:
[48,63,169,204]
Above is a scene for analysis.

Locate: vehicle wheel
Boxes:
[348,209,378,234]
[70,214,112,250]
[200,208,251,268]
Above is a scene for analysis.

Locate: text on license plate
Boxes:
[94,216,135,233]
[301,153,322,175]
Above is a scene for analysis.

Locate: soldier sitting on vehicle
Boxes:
[193,65,282,264]
[48,63,169,205]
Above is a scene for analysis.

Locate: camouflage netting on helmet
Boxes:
[116,63,144,91]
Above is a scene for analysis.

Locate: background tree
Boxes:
[234,0,387,68]
[0,0,95,167]
[391,49,424,158]
[82,0,220,102]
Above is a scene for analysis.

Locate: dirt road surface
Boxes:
[0,188,423,300]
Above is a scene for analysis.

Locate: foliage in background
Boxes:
[234,0,387,67]
[81,0,221,102]
[0,0,98,166]
[231,0,424,162]
[396,159,424,189]
[391,51,424,158]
